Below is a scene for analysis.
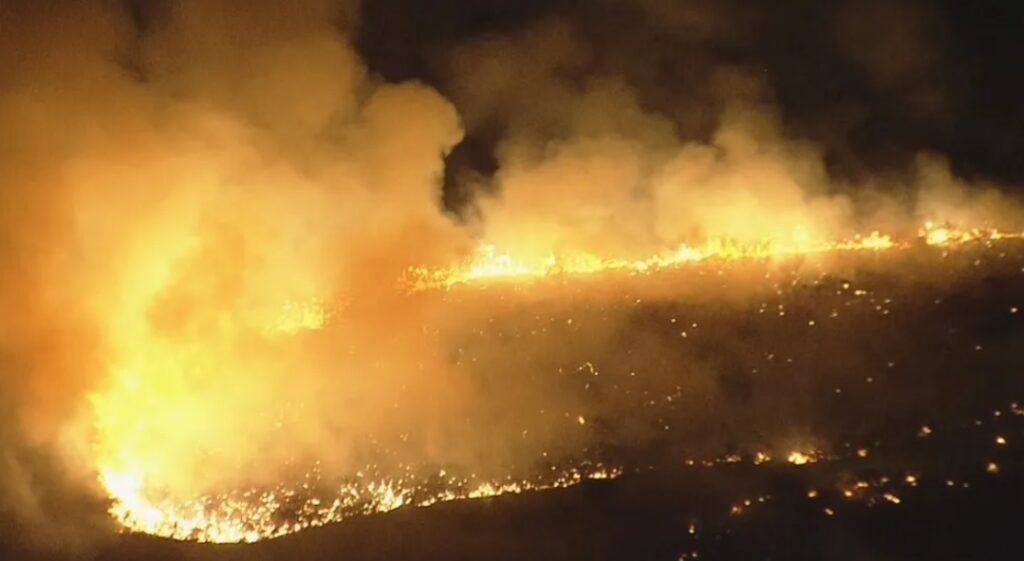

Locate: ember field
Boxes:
[14,240,1024,561]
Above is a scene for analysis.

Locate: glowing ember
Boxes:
[882,492,901,504]
[787,451,820,465]
[90,221,1024,543]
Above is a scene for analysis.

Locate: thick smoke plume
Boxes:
[437,6,1020,257]
[0,0,471,550]
[0,0,1020,554]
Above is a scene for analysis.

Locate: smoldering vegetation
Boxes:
[0,0,1022,556]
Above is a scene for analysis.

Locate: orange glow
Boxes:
[89,221,1023,543]
[407,230,897,290]
[408,224,1024,291]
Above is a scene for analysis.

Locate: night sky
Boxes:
[351,0,1024,196]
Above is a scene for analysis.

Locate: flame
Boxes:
[407,224,1024,291]
[921,222,1024,247]
[90,221,1022,543]
[87,248,620,542]
[97,464,622,543]
[787,450,820,465]
[407,230,897,291]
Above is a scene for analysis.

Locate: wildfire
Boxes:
[407,231,891,291]
[97,464,622,543]
[91,221,1023,543]
[407,224,1023,291]
[921,222,1024,246]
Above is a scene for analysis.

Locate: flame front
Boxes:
[97,463,622,543]
[408,231,895,291]
[88,221,1022,543]
[409,223,1023,291]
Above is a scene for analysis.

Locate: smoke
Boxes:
[0,0,474,550]
[435,1,1021,259]
[0,0,1021,554]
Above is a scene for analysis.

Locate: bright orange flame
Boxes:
[408,223,1024,291]
[408,230,898,290]
[90,221,1023,542]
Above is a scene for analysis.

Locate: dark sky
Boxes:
[350,0,1024,201]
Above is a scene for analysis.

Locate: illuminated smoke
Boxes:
[0,0,468,548]
[0,0,1021,551]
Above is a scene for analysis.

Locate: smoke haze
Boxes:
[0,0,1021,554]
